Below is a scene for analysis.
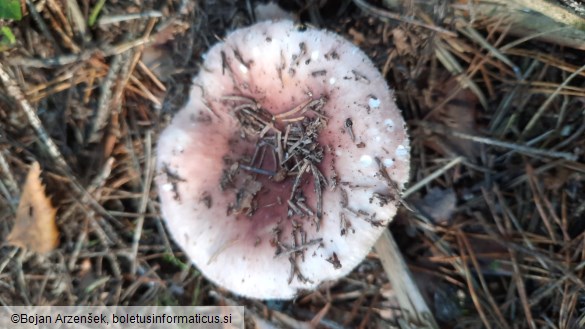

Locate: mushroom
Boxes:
[156,20,410,299]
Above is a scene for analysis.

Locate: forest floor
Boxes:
[1,0,584,328]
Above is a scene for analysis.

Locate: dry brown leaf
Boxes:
[391,28,411,56]
[6,162,59,253]
[348,28,366,45]
[426,78,480,159]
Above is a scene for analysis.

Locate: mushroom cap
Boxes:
[156,20,410,299]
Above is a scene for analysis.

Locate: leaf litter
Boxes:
[6,162,59,253]
[0,0,584,328]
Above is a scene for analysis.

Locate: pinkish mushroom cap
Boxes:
[156,20,410,299]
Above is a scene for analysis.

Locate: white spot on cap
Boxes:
[329,77,336,85]
[239,64,248,74]
[175,145,184,153]
[384,119,394,132]
[335,149,343,156]
[252,46,260,57]
[383,158,394,167]
[360,155,373,166]
[369,96,381,109]
[368,128,382,142]
[311,50,319,61]
[395,145,408,159]
[162,183,173,192]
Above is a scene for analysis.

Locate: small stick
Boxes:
[268,146,278,172]
[221,94,257,103]
[0,151,18,196]
[289,160,310,200]
[137,60,166,91]
[417,121,578,161]
[402,156,464,198]
[131,131,155,274]
[275,98,312,119]
[311,163,323,221]
[281,116,306,123]
[248,143,264,168]
[98,11,163,25]
[287,200,304,217]
[64,0,86,36]
[277,238,323,256]
[239,164,276,176]
[287,256,296,284]
[86,52,125,143]
[296,200,315,217]
[281,137,306,164]
[26,0,62,54]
